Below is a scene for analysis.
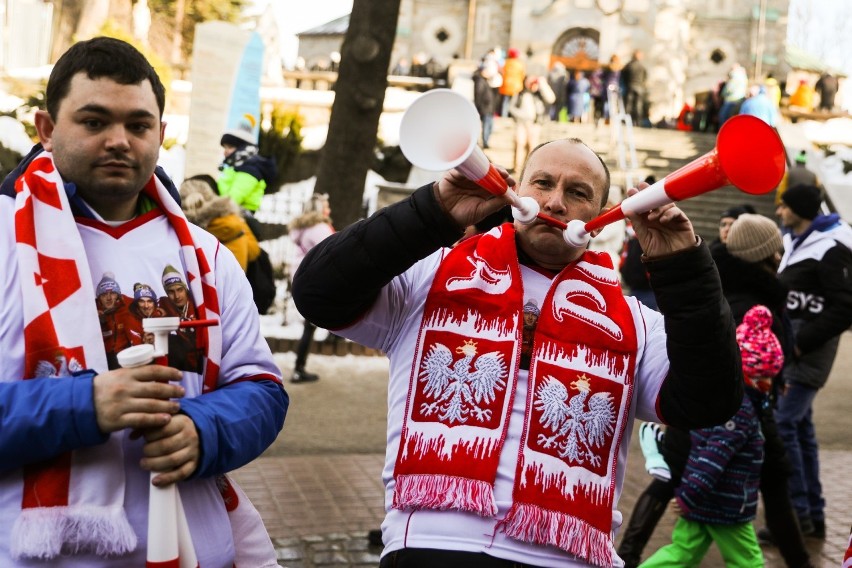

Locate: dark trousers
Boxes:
[379,548,538,568]
[295,321,316,370]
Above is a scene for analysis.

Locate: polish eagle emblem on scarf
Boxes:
[533,374,616,467]
[418,339,509,424]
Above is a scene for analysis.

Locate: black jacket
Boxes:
[292,184,742,429]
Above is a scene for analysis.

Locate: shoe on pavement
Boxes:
[806,519,825,539]
[291,369,319,383]
[797,515,815,537]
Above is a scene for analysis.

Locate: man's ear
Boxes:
[34,110,55,152]
[159,121,167,145]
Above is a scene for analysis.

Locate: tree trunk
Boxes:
[314,0,401,229]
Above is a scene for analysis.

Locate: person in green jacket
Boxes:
[217,123,278,235]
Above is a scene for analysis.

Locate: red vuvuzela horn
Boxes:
[563,114,787,246]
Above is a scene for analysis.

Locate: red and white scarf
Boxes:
[393,224,637,567]
[11,152,221,560]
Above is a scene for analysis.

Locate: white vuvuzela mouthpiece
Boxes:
[511,196,539,224]
[563,219,591,247]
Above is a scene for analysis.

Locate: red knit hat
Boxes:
[736,305,784,383]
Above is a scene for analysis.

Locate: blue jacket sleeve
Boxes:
[179,379,288,478]
[0,372,109,472]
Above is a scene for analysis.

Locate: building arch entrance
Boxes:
[551,28,600,71]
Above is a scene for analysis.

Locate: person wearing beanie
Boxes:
[95,271,136,368]
[217,115,278,216]
[736,304,784,392]
[714,203,756,250]
[725,213,782,264]
[772,181,852,542]
[780,184,822,222]
[128,282,164,344]
[639,359,765,568]
[158,264,204,372]
[180,176,260,271]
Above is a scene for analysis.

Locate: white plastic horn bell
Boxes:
[398,88,538,223]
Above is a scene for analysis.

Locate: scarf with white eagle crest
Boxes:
[393,223,637,567]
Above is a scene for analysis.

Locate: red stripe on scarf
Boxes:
[502,252,637,567]
[21,454,72,508]
[394,225,522,517]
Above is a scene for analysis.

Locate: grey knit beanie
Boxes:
[726,214,782,263]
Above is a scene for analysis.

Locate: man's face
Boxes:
[167,284,188,308]
[514,141,608,269]
[35,73,165,221]
[222,144,237,158]
[137,296,155,317]
[719,216,736,243]
[775,202,800,230]
[99,291,119,309]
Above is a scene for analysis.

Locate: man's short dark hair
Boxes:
[46,36,166,119]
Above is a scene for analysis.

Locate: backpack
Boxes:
[245,248,276,315]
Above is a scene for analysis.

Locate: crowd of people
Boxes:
[2,34,851,568]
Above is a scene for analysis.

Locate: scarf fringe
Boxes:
[501,502,613,568]
[11,505,137,560]
[393,474,497,517]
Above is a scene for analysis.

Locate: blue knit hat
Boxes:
[96,272,120,296]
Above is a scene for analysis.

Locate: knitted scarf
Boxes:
[11,152,221,560]
[393,224,637,567]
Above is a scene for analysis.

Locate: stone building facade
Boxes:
[298,0,790,122]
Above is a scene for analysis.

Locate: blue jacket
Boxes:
[675,393,764,524]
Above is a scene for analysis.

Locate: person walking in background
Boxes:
[602,54,623,122]
[498,47,525,117]
[639,303,770,568]
[719,63,748,126]
[621,50,648,126]
[713,203,756,251]
[546,61,568,122]
[788,80,815,113]
[566,69,590,123]
[739,85,778,127]
[292,136,744,567]
[217,119,278,238]
[0,36,287,566]
[289,193,335,383]
[472,59,499,148]
[777,151,820,206]
[773,184,852,541]
[508,75,554,173]
[179,176,261,271]
[814,72,838,112]
[589,66,606,126]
